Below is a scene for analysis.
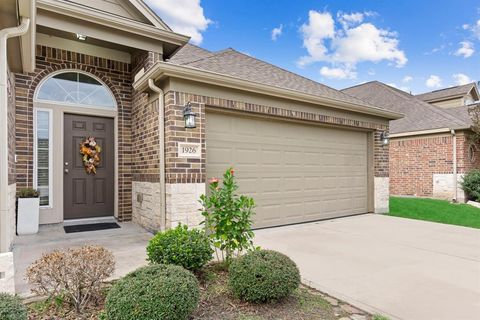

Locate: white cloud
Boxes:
[426,75,442,88]
[298,10,407,79]
[271,24,283,41]
[454,41,474,58]
[320,66,356,79]
[463,19,480,39]
[145,0,211,44]
[453,73,472,85]
[402,75,413,83]
[298,11,335,66]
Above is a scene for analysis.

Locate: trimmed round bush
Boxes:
[0,293,27,320]
[461,169,480,201]
[105,264,199,320]
[147,224,213,271]
[229,250,300,303]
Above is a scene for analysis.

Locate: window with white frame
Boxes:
[36,71,116,108]
[35,109,52,207]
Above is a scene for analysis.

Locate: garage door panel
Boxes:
[206,112,368,228]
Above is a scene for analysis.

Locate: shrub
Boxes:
[105,264,199,320]
[0,293,27,320]
[16,188,39,198]
[229,250,300,303]
[25,245,114,312]
[461,169,480,201]
[200,167,256,265]
[147,224,213,271]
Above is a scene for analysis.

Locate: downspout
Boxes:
[0,18,30,252]
[148,79,166,230]
[451,129,457,202]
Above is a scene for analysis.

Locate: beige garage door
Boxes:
[206,112,369,228]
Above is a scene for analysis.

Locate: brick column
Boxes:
[163,92,205,228]
[374,130,390,213]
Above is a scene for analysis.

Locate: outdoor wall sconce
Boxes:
[76,34,87,41]
[380,131,389,146]
[183,102,197,128]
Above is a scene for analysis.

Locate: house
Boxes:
[343,81,479,202]
[416,82,480,108]
[0,0,402,292]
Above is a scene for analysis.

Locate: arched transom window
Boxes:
[36,71,116,108]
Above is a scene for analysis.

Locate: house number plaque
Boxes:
[178,142,201,158]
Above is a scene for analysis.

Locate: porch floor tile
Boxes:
[12,222,153,296]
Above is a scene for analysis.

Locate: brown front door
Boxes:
[64,114,114,219]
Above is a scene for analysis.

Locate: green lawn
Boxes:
[388,197,480,229]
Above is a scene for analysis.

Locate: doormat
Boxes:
[64,222,121,233]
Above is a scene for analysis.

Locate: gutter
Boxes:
[0,17,31,252]
[451,129,458,202]
[133,62,404,121]
[147,79,166,231]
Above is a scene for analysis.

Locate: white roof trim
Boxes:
[128,0,172,31]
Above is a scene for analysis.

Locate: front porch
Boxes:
[12,221,152,296]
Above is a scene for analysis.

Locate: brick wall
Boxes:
[14,45,134,221]
[374,130,389,177]
[389,131,480,198]
[130,50,165,231]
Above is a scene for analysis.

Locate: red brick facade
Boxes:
[389,131,480,197]
[14,45,135,221]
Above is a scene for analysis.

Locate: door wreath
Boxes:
[80,136,101,174]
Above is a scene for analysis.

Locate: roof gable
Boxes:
[416,82,479,103]
[342,81,470,134]
[64,0,171,30]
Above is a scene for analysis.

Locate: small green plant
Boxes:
[229,249,301,303]
[372,315,390,320]
[16,188,39,198]
[461,169,480,201]
[147,224,213,271]
[0,293,27,320]
[200,168,256,265]
[105,264,199,320]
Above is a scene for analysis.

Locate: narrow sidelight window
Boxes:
[34,109,52,207]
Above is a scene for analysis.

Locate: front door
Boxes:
[64,114,114,219]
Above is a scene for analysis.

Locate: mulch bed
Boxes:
[26,263,374,320]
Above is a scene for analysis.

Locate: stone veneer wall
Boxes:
[390,131,479,201]
[14,45,134,221]
[161,90,390,225]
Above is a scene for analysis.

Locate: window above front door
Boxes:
[35,71,116,109]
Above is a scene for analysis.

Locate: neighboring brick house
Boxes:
[416,82,479,108]
[343,81,479,202]
[0,0,402,292]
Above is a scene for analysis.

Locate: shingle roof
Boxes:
[442,105,474,126]
[168,44,387,110]
[342,81,470,134]
[169,44,212,65]
[416,83,478,102]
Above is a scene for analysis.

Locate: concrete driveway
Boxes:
[254,214,480,320]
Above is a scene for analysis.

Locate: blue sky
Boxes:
[146,0,480,94]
